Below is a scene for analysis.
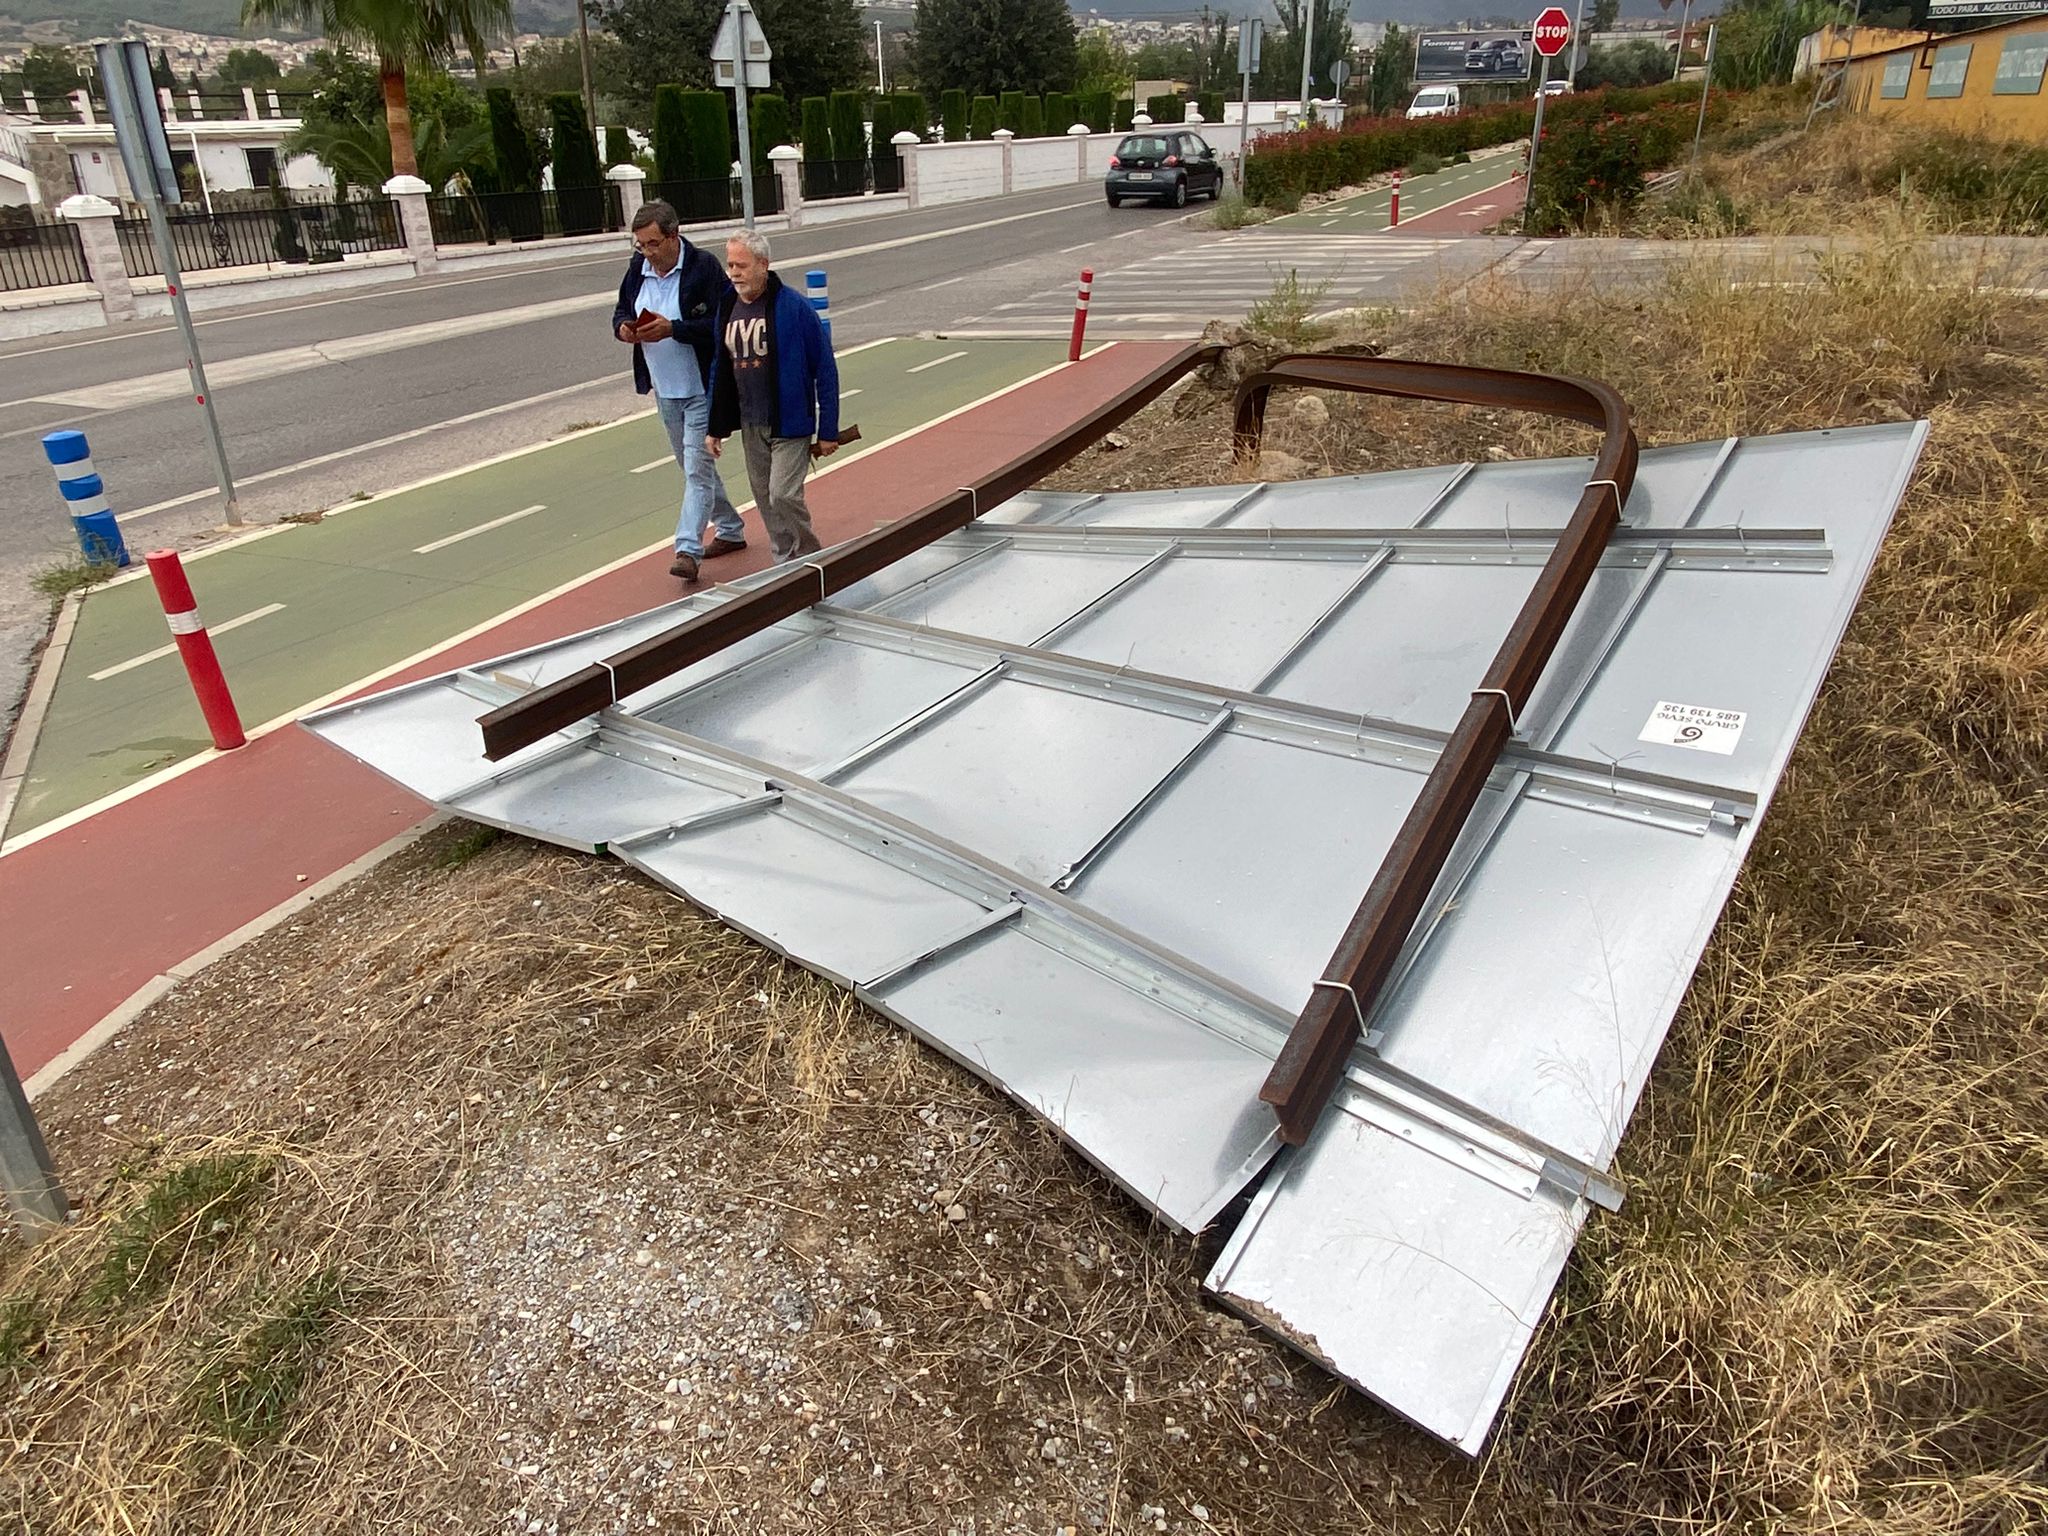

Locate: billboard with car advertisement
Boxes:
[1414,29,1536,83]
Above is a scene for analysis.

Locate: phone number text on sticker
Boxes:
[1639,700,1746,755]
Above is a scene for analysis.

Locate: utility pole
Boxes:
[876,20,886,92]
[1567,0,1587,87]
[1298,0,1317,122]
[576,0,598,155]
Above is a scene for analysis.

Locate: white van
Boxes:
[1406,85,1461,119]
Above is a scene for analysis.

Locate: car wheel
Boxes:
[1106,191,1121,208]
[1168,177,1187,209]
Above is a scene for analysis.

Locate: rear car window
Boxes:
[1117,137,1172,157]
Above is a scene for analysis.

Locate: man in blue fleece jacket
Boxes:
[612,201,746,583]
[705,229,839,563]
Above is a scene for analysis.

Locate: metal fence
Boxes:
[116,196,403,277]
[0,211,92,293]
[424,183,626,247]
[872,154,904,195]
[800,158,868,201]
[642,173,785,226]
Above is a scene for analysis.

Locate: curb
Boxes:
[0,588,82,843]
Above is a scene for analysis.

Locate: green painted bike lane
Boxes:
[1267,155,1521,232]
[14,337,1067,833]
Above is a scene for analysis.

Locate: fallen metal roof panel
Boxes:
[303,422,1926,1451]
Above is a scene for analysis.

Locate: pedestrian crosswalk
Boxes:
[947,233,1474,338]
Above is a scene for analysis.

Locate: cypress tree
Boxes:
[828,90,865,166]
[997,90,1025,134]
[940,88,967,141]
[1112,97,1134,132]
[1146,93,1185,124]
[869,95,898,190]
[750,93,792,171]
[1020,95,1044,137]
[893,91,928,139]
[1044,90,1072,133]
[603,125,632,168]
[652,84,690,184]
[547,92,603,234]
[969,95,996,140]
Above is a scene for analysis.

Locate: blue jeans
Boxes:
[655,392,744,558]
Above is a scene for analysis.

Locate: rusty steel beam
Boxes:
[478,342,1224,761]
[1236,354,1640,1146]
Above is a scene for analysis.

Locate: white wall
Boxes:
[912,140,1005,206]
[0,165,31,207]
[1010,136,1078,191]
[71,148,120,200]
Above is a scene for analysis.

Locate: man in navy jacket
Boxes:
[706,229,839,564]
[613,201,745,582]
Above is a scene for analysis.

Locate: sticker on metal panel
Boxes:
[1638,700,1746,755]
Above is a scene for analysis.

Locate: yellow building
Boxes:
[1845,16,2048,143]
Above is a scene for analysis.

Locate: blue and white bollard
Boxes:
[805,268,830,342]
[42,429,130,568]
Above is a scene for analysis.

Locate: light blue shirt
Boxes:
[635,262,704,400]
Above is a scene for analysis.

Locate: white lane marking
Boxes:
[917,275,968,291]
[906,351,968,374]
[840,388,863,399]
[412,502,547,555]
[1058,242,1093,254]
[114,377,622,522]
[630,455,673,474]
[2,342,1119,857]
[88,603,287,681]
[33,292,611,412]
[110,335,902,530]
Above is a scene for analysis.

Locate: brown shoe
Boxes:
[669,553,699,581]
[702,536,748,559]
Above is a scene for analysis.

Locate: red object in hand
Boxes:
[144,549,245,752]
[1164,154,1181,166]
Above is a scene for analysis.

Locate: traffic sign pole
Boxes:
[1523,7,1573,230]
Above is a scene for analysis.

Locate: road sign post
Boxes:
[1522,7,1572,230]
[1237,19,1262,193]
[710,0,772,228]
[96,40,241,527]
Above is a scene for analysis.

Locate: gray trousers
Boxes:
[740,422,823,563]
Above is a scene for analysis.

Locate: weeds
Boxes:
[0,1292,50,1375]
[1405,151,1444,176]
[32,557,119,599]
[436,822,503,868]
[1207,190,1272,230]
[188,1268,358,1448]
[1246,266,1334,347]
[93,1154,272,1303]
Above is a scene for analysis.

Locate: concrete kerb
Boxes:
[0,590,82,842]
[21,813,449,1101]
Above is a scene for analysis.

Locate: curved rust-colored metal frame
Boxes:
[1235,354,1640,1145]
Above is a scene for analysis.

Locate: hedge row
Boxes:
[1528,96,1732,232]
[1246,81,1705,206]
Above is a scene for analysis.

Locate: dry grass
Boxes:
[1049,244,2048,1532]
[4,245,2044,1533]
[1643,107,2048,238]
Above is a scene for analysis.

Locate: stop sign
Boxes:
[1533,6,1571,55]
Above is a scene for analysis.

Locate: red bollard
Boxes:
[1068,268,1094,362]
[1389,168,1402,227]
[145,549,245,751]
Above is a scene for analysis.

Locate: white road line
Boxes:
[906,350,968,373]
[840,388,863,399]
[630,455,672,474]
[412,502,547,554]
[917,275,968,291]
[88,603,287,681]
[1058,242,1093,254]
[116,376,623,522]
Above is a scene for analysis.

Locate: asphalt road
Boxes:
[0,183,1200,717]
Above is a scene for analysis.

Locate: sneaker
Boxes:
[669,553,699,581]
[702,536,748,559]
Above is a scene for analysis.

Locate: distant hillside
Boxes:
[2,0,1688,45]
[0,0,574,42]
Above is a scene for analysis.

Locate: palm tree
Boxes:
[240,0,511,179]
